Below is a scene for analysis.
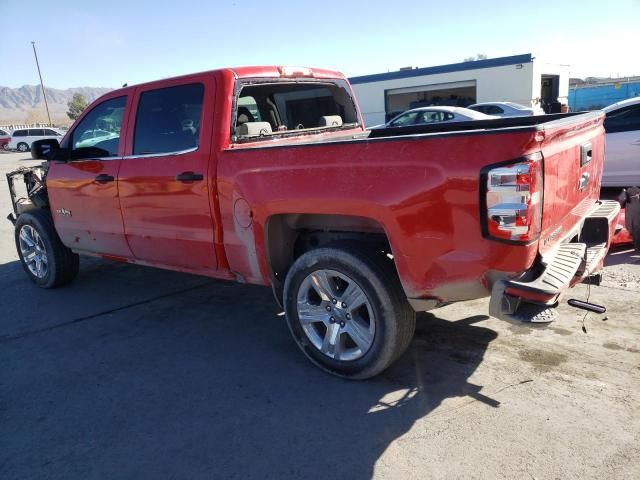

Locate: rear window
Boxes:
[234,80,359,140]
[485,105,504,115]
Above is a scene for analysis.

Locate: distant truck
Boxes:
[6,66,619,379]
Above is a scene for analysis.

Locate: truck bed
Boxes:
[223,110,605,303]
[367,112,592,139]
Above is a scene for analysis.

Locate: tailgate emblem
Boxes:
[544,226,563,245]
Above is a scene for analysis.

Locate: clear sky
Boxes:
[1,0,639,89]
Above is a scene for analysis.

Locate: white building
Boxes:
[350,53,569,126]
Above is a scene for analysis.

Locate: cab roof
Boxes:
[122,66,347,91]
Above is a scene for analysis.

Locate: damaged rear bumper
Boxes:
[489,199,620,323]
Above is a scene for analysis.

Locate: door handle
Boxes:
[95,174,115,183]
[176,171,204,182]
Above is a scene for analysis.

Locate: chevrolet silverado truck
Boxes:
[6,66,620,379]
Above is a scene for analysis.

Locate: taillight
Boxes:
[482,153,543,243]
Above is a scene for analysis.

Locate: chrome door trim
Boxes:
[66,156,123,163]
[122,146,198,160]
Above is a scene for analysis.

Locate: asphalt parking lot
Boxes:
[1,150,639,479]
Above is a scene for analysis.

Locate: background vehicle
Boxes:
[7,127,63,152]
[468,101,544,117]
[369,106,495,129]
[602,96,640,187]
[7,66,618,379]
[0,128,10,150]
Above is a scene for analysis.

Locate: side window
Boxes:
[71,96,126,159]
[488,105,504,115]
[0,129,8,135]
[14,130,27,137]
[43,129,58,135]
[444,112,455,121]
[605,105,640,133]
[389,112,419,127]
[29,129,45,136]
[133,83,204,155]
[417,111,446,124]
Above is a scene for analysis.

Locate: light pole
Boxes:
[31,41,52,126]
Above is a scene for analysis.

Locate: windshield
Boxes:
[234,80,359,140]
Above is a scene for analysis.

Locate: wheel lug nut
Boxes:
[339,321,346,328]
[346,314,351,320]
[342,302,347,308]
[326,306,331,311]
[330,317,336,323]
[332,298,337,304]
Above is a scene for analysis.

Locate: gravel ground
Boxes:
[0,151,639,479]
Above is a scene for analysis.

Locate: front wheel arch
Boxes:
[14,209,79,288]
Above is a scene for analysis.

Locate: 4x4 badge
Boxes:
[56,208,72,217]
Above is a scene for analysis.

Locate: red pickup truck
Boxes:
[7,66,620,379]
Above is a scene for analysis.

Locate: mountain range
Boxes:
[0,85,112,126]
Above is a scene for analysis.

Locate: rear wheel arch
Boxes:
[264,213,396,305]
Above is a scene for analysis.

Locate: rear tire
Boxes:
[283,245,415,379]
[15,209,79,288]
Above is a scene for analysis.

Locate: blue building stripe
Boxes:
[349,54,533,85]
[569,81,640,110]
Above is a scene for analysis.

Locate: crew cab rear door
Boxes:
[117,77,218,271]
[46,93,133,257]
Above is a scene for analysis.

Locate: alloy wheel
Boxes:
[296,269,375,361]
[18,225,48,279]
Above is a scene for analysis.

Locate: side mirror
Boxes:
[31,138,60,160]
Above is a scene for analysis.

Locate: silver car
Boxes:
[602,96,640,188]
[370,106,496,129]
[467,102,544,117]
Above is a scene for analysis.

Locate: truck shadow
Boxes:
[0,258,499,479]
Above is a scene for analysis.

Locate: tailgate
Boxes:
[537,111,605,255]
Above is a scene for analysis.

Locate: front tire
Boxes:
[17,142,29,152]
[15,209,79,288]
[283,246,415,379]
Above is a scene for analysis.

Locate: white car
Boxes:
[602,96,640,188]
[370,106,496,129]
[8,127,64,153]
[467,102,544,117]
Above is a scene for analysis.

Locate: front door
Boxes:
[47,94,133,258]
[117,79,217,271]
